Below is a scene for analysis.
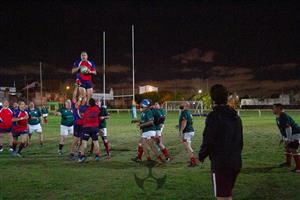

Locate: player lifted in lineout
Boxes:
[72,51,96,101]
[273,103,300,173]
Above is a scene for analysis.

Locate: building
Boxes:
[139,85,158,94]
[241,94,290,107]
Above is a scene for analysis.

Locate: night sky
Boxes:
[1,1,300,95]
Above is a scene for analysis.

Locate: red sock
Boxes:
[191,155,196,164]
[147,156,152,161]
[293,155,300,170]
[104,141,110,156]
[157,155,163,161]
[162,148,169,158]
[286,151,292,165]
[137,145,143,159]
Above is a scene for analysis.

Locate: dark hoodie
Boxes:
[199,105,243,171]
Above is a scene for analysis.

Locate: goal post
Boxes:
[163,101,204,114]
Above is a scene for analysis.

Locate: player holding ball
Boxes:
[72,51,96,101]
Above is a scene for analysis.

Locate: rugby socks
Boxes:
[147,156,152,161]
[17,143,25,154]
[286,151,292,166]
[58,144,64,151]
[190,154,197,165]
[137,144,143,160]
[293,154,300,170]
[161,148,170,159]
[12,142,17,152]
[102,137,110,156]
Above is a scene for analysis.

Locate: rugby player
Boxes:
[138,99,163,162]
[57,100,75,155]
[78,98,101,163]
[152,102,170,161]
[178,102,197,167]
[0,100,14,152]
[69,98,87,159]
[273,103,300,173]
[71,51,96,101]
[41,105,49,124]
[199,84,243,200]
[28,102,43,146]
[98,100,110,158]
[12,101,30,157]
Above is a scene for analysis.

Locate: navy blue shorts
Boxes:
[13,130,29,138]
[0,127,12,133]
[74,124,82,138]
[82,127,99,141]
[288,140,299,149]
[79,80,93,89]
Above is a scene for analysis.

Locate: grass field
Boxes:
[0,110,300,200]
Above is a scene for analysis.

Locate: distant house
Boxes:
[139,85,158,94]
[241,94,290,107]
[92,88,114,101]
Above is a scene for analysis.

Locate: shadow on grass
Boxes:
[241,166,282,174]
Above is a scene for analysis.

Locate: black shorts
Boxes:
[74,124,82,138]
[13,131,29,139]
[0,128,12,134]
[82,127,99,141]
[211,169,240,198]
[288,140,299,149]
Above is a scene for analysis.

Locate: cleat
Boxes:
[188,163,198,167]
[291,168,300,173]
[0,148,3,153]
[78,156,86,163]
[58,150,63,156]
[15,153,22,158]
[279,162,291,168]
[95,156,100,161]
[131,157,142,163]
[69,153,75,160]
[165,157,172,162]
[9,148,14,152]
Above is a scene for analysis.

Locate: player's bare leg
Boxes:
[141,138,151,161]
[92,140,101,161]
[16,134,29,157]
[70,136,80,159]
[0,134,3,152]
[8,133,13,151]
[217,197,232,200]
[86,88,93,101]
[78,87,87,101]
[37,132,43,146]
[156,135,170,161]
[73,85,79,100]
[183,140,197,167]
[58,135,67,155]
[79,140,88,161]
[148,138,163,163]
[290,147,300,173]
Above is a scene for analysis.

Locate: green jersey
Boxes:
[152,108,166,130]
[28,108,42,125]
[140,108,156,132]
[41,107,48,114]
[58,108,74,127]
[99,106,108,129]
[179,110,194,133]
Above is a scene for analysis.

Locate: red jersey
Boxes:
[82,106,100,128]
[0,107,13,129]
[73,60,96,81]
[13,109,29,132]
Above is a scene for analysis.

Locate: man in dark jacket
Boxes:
[199,84,243,200]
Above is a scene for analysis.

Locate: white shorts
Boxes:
[42,114,48,118]
[29,124,42,134]
[142,131,156,139]
[156,125,165,137]
[99,128,107,137]
[60,125,74,136]
[183,132,194,143]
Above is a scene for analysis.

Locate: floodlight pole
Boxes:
[103,31,106,105]
[40,62,43,106]
[132,25,135,102]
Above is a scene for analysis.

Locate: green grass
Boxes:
[0,110,300,200]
